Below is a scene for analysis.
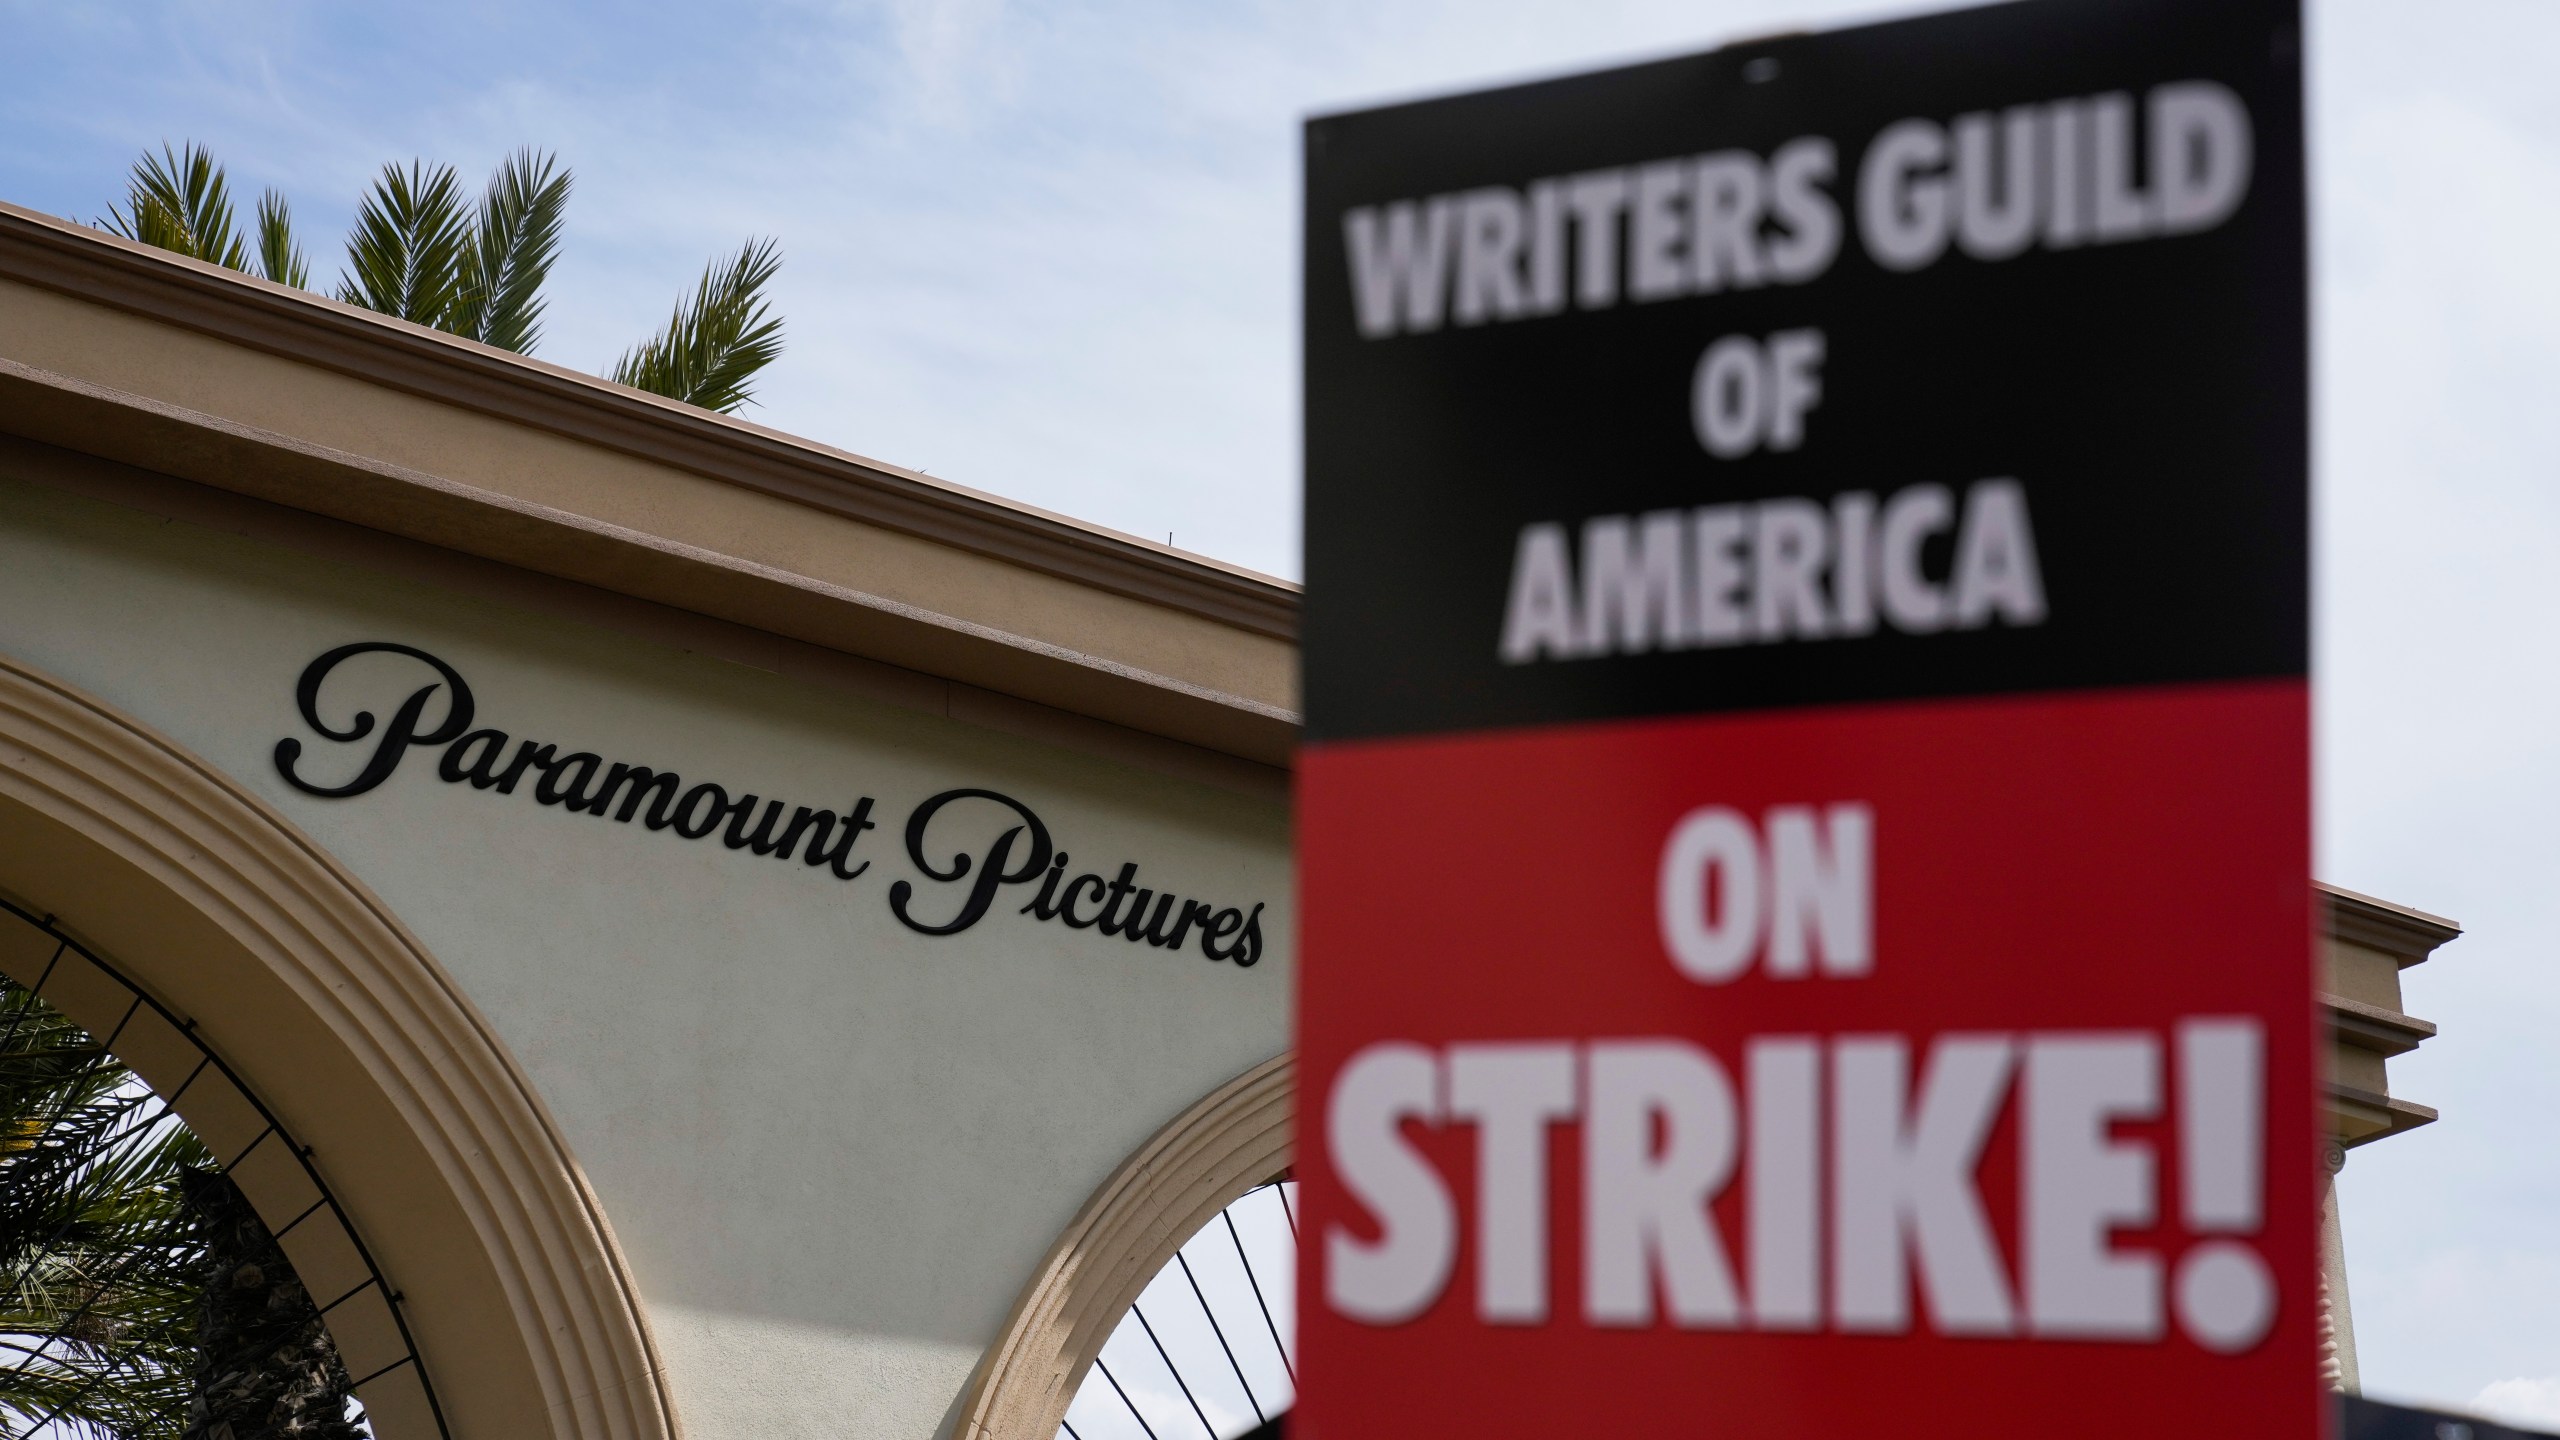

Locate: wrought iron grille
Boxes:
[0,897,447,1439]
[1059,1179,1297,1440]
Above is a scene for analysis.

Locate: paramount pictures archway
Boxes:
[0,198,1301,1436]
[0,651,1297,1440]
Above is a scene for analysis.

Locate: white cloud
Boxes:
[2473,1377,2560,1431]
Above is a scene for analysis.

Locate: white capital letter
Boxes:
[1766,137,1841,283]
[1748,1037,1823,1329]
[1692,334,1767,459]
[1878,484,1954,633]
[1858,119,1952,272]
[2025,1033,2163,1339]
[1580,511,1694,654]
[1765,328,1826,452]
[1659,806,1764,983]
[1453,186,1530,324]
[1450,1042,1578,1323]
[2152,81,2253,234]
[1498,523,1580,663]
[1951,479,2047,629]
[1834,1034,2018,1335]
[1585,1040,1743,1327]
[2090,92,2153,242]
[1344,198,1456,337]
[1326,1043,1455,1323]
[1766,803,1873,978]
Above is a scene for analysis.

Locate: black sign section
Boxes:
[274,642,1266,966]
[1302,0,2304,741]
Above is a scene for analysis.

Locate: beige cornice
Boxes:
[0,354,1298,767]
[0,202,1297,640]
[2319,882,2461,965]
[0,202,1302,769]
[2322,992,2436,1059]
[2328,1080,2438,1149]
[958,1053,1291,1440]
[0,648,675,1440]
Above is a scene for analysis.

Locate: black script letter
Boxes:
[274,642,477,798]
[1021,853,1070,918]
[671,783,729,839]
[439,730,510,789]
[888,789,1054,937]
[1168,900,1216,952]
[588,764,682,826]
[1095,864,1142,936]
[776,806,835,863]
[492,742,558,796]
[1228,903,1266,968]
[806,797,878,880]
[724,797,788,855]
[1057,874,1108,928]
[1128,892,1186,948]
[1114,888,1161,941]
[1201,908,1244,960]
[536,753,602,808]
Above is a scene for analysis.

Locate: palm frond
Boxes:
[452,148,572,354]
[0,980,202,1439]
[253,189,310,289]
[0,965,365,1435]
[609,237,785,414]
[99,144,248,271]
[335,159,471,327]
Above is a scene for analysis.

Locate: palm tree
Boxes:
[0,977,202,1437]
[177,1168,361,1440]
[0,976,357,1439]
[101,143,303,290]
[609,237,785,418]
[334,150,569,355]
[102,144,784,415]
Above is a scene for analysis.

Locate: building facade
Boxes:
[2318,884,2456,1393]
[0,200,1298,1439]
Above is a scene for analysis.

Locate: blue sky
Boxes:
[7,0,2560,1424]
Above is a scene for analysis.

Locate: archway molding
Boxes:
[958,1052,1292,1440]
[0,649,677,1440]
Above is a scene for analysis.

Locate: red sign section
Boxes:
[1297,682,2312,1434]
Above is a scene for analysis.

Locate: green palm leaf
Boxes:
[336,159,471,327]
[105,143,791,409]
[452,148,572,354]
[0,982,205,1439]
[99,144,248,271]
[253,189,309,290]
[609,237,786,414]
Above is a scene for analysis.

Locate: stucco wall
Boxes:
[0,471,1294,1438]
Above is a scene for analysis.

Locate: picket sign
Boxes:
[1297,1,2314,1434]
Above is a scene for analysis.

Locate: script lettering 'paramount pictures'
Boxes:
[1297,0,2311,1434]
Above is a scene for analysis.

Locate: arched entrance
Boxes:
[0,651,676,1440]
[959,1054,1292,1440]
[0,899,441,1431]
[1053,1177,1298,1440]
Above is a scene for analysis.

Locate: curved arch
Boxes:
[0,650,677,1440]
[959,1052,1292,1440]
